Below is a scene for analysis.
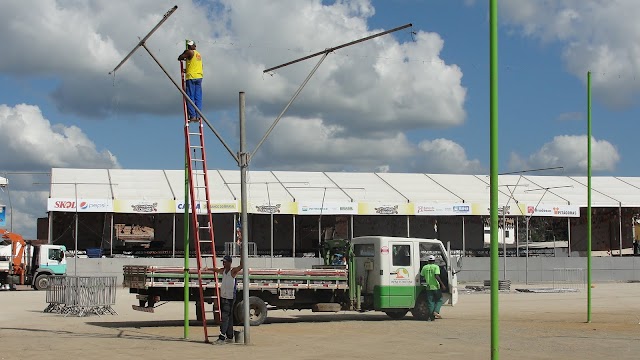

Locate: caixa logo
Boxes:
[178,203,202,210]
[54,201,76,209]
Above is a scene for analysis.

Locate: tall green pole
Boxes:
[183,151,190,338]
[587,71,592,323]
[489,0,500,358]
[183,39,190,339]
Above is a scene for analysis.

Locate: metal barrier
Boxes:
[552,268,586,291]
[44,276,118,317]
[225,242,257,257]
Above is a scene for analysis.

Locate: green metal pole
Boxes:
[183,39,190,339]
[489,0,500,358]
[183,151,190,338]
[587,71,592,323]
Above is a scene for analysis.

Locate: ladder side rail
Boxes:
[196,127,223,317]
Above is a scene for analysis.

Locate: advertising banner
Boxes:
[0,205,5,227]
[175,201,238,214]
[357,202,414,216]
[113,199,175,214]
[525,204,580,218]
[297,202,358,215]
[249,202,298,215]
[471,203,529,216]
[47,198,114,212]
[414,203,472,216]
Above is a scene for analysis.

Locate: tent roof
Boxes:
[48,168,640,208]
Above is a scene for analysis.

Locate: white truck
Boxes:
[123,236,459,325]
[0,230,67,290]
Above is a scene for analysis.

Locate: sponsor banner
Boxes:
[525,204,580,218]
[113,199,175,214]
[249,202,298,215]
[298,202,358,215]
[175,201,238,214]
[414,203,472,216]
[47,198,114,212]
[471,203,528,216]
[0,205,5,227]
[357,202,414,216]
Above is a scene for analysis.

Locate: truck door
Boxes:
[378,241,415,309]
[41,246,66,275]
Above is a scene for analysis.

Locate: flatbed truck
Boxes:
[123,236,459,325]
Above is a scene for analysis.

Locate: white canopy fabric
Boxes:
[47,168,640,214]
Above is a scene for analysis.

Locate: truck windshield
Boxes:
[353,244,375,257]
[419,242,446,266]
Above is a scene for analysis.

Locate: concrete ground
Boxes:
[1,282,639,359]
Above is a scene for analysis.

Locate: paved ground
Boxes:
[1,282,639,359]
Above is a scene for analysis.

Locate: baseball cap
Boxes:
[186,40,195,46]
[427,255,436,261]
[222,255,232,263]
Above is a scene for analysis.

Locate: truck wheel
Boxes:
[411,293,429,320]
[34,275,50,290]
[234,296,268,326]
[385,310,408,320]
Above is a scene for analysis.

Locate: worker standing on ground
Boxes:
[178,40,203,122]
[420,255,446,321]
[213,255,243,344]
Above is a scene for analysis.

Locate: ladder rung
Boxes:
[193,185,207,189]
[190,145,203,149]
[191,159,204,162]
[188,132,201,135]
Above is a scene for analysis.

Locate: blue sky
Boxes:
[0,0,638,237]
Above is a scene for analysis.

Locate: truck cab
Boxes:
[0,231,66,290]
[351,236,458,319]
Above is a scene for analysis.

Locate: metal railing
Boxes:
[225,242,257,257]
[44,276,118,317]
[552,268,586,291]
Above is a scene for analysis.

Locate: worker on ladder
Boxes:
[212,255,243,344]
[178,40,203,122]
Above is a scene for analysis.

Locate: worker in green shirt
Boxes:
[420,255,447,321]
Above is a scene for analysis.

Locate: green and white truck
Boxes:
[123,236,459,325]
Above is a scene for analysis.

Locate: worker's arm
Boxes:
[231,256,244,277]
[178,49,194,61]
[435,274,446,291]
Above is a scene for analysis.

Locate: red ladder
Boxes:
[180,62,222,342]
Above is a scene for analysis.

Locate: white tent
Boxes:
[46,168,640,215]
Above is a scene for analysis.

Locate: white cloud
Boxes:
[250,111,482,174]
[415,138,485,174]
[0,103,119,238]
[0,104,120,171]
[509,135,620,175]
[501,0,640,109]
[0,1,467,130]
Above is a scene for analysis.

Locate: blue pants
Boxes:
[426,289,443,320]
[219,298,235,340]
[185,78,202,119]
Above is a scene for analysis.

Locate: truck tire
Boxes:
[411,292,429,320]
[234,296,268,326]
[385,310,408,319]
[34,275,50,290]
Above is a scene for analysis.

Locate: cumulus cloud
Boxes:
[250,111,482,174]
[500,0,640,109]
[509,135,620,175]
[0,104,119,238]
[414,138,485,174]
[0,1,467,129]
[0,104,120,171]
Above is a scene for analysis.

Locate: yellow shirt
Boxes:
[185,50,203,80]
